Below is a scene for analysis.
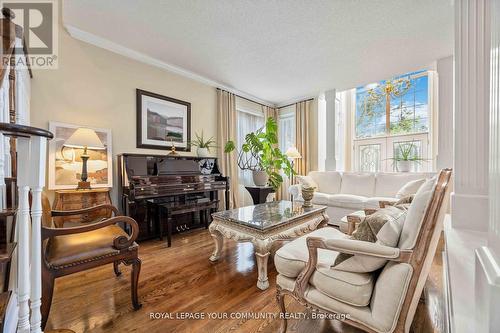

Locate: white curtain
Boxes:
[236,110,264,185]
[278,107,296,200]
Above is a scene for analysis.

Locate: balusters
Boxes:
[16,137,31,333]
[29,136,46,333]
[0,126,52,333]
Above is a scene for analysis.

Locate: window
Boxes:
[353,70,433,172]
[236,107,264,185]
[278,106,295,153]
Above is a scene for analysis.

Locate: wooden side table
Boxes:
[52,188,112,227]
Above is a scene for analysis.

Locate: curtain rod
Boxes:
[217,88,273,108]
[217,88,315,109]
[277,97,314,110]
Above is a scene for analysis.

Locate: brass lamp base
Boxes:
[77,181,91,190]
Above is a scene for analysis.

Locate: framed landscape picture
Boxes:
[48,122,113,190]
[136,89,191,151]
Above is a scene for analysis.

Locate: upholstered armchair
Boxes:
[40,195,141,329]
[275,169,452,333]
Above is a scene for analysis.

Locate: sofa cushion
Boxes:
[375,173,427,197]
[364,197,398,209]
[333,206,406,273]
[296,175,318,189]
[275,227,346,278]
[398,176,436,250]
[340,173,376,197]
[309,171,342,194]
[329,194,367,210]
[310,265,374,306]
[311,192,331,206]
[395,178,426,199]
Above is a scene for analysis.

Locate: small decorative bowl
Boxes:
[301,186,315,208]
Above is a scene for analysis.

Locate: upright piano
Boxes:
[118,154,229,240]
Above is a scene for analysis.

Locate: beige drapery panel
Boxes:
[295,100,312,177]
[217,89,239,208]
[263,105,278,121]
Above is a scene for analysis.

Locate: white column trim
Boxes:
[324,89,336,171]
[452,0,491,231]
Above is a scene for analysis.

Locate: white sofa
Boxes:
[289,171,433,226]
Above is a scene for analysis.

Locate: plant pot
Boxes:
[252,170,269,186]
[197,147,210,157]
[396,160,412,172]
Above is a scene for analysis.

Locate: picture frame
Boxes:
[48,122,113,190]
[136,89,191,151]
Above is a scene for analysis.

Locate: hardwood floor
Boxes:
[46,229,445,333]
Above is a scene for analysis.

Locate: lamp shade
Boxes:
[285,146,302,159]
[63,128,105,150]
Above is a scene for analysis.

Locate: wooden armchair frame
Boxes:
[276,169,452,333]
[41,204,142,330]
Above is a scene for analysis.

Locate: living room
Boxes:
[0,0,498,332]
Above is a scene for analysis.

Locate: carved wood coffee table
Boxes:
[209,201,328,290]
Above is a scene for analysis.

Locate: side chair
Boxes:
[40,194,141,329]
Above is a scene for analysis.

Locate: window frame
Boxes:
[351,70,434,172]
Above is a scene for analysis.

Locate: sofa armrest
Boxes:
[289,184,302,200]
[293,236,412,298]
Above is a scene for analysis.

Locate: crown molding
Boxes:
[276,95,316,108]
[64,24,275,107]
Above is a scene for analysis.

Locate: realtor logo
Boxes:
[1,0,58,68]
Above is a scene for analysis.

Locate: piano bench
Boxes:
[149,200,219,247]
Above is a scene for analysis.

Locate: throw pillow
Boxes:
[296,175,318,189]
[388,195,414,211]
[396,178,426,199]
[333,206,406,273]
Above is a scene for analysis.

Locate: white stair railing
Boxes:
[0,123,52,333]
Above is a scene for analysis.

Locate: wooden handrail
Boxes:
[0,8,22,89]
[0,123,53,139]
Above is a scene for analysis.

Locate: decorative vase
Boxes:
[197,147,210,157]
[396,160,411,172]
[301,186,315,208]
[252,170,269,186]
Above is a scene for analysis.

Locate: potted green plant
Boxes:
[224,117,295,189]
[390,141,427,172]
[190,131,216,157]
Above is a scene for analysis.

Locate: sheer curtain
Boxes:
[236,110,264,185]
[278,107,296,199]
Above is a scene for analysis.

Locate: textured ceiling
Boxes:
[63,0,454,105]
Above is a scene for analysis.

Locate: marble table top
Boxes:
[212,200,326,230]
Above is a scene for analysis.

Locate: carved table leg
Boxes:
[209,223,224,262]
[255,251,270,290]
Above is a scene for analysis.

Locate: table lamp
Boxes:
[285,146,302,200]
[63,128,105,190]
